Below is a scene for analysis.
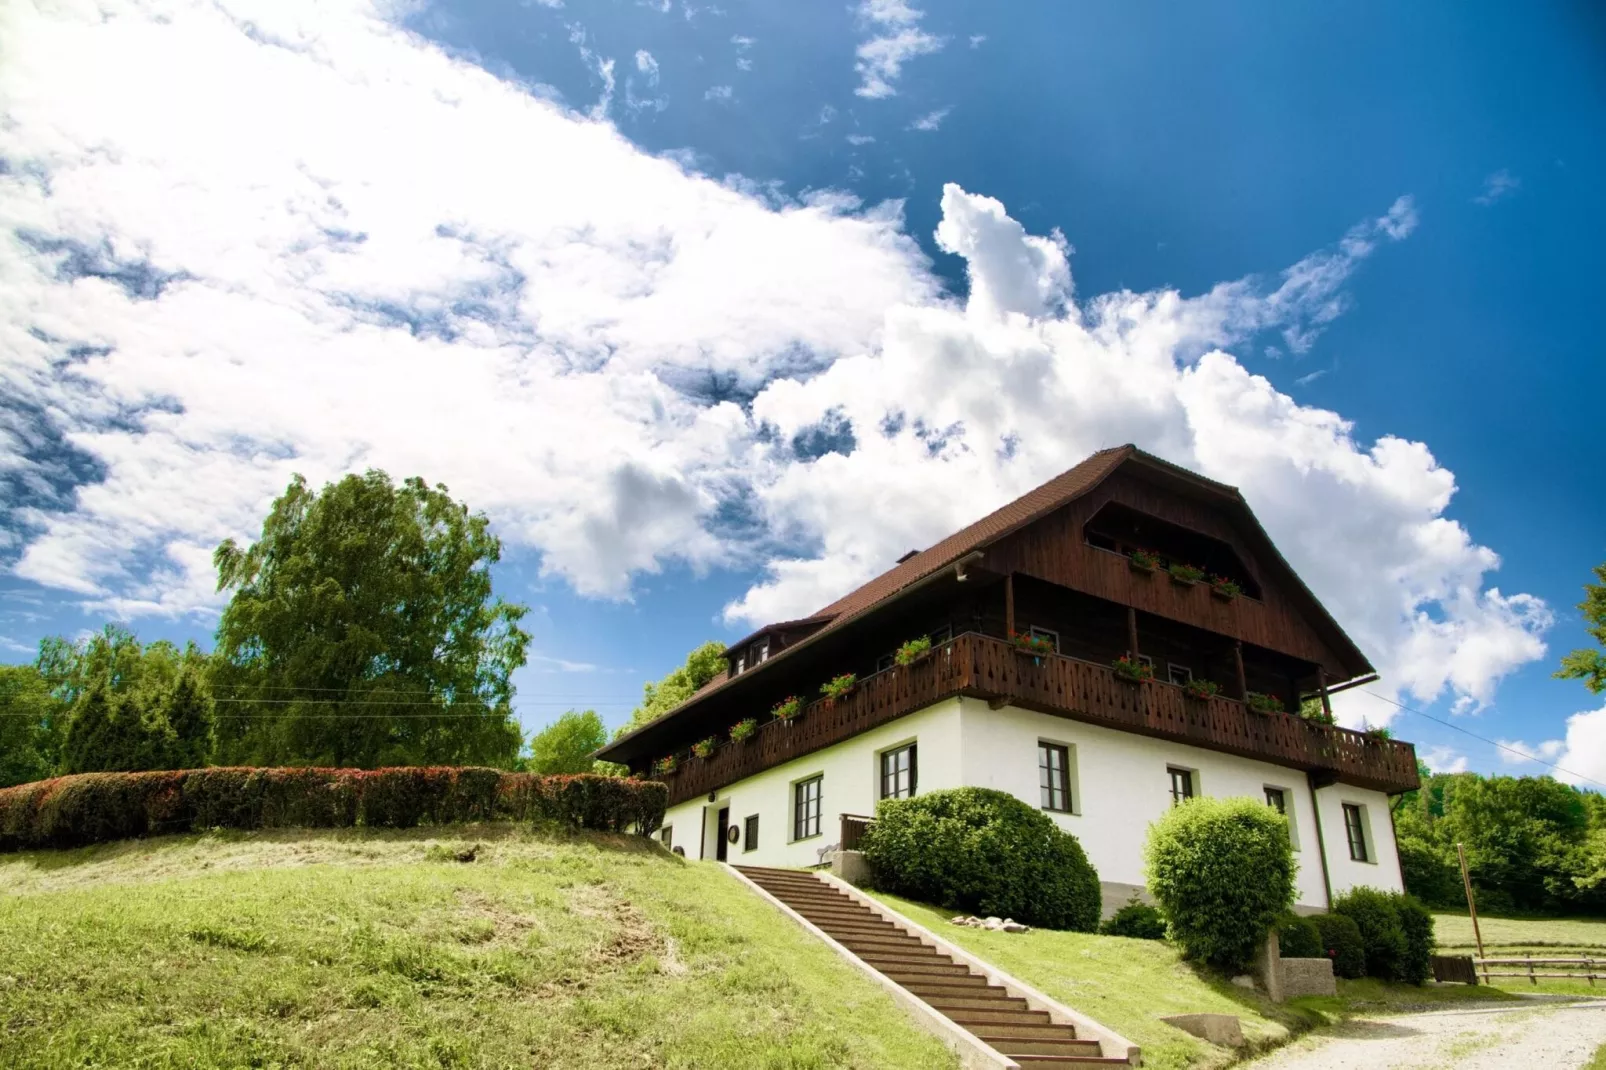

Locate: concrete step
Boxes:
[809,920,904,935]
[944,1008,1055,1028]
[858,950,959,969]
[877,963,978,981]
[897,978,996,996]
[835,934,932,951]
[980,1037,1103,1058]
[1010,1058,1132,1067]
[966,1023,1082,1042]
[923,995,1030,1014]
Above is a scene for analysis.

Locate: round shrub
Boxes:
[1333,886,1434,984]
[860,787,1100,931]
[1100,899,1167,940]
[1310,912,1367,978]
[1275,913,1324,959]
[1143,796,1296,970]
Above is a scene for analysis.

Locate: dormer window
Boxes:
[756,639,770,663]
[735,654,746,675]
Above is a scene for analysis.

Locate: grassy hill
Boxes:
[0,827,955,1069]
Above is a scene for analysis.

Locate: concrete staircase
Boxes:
[735,866,1130,1067]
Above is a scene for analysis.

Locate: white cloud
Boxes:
[1474,169,1520,207]
[968,34,986,48]
[634,49,659,83]
[909,107,950,132]
[846,133,876,146]
[1421,746,1469,774]
[1498,702,1606,788]
[854,0,945,99]
[703,84,732,101]
[0,0,1553,728]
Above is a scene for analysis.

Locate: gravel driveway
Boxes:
[1243,998,1606,1070]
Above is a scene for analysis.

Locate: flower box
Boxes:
[894,637,932,667]
[729,718,758,743]
[1168,563,1205,586]
[691,737,718,760]
[1112,655,1154,683]
[1128,549,1159,574]
[1209,575,1241,601]
[1183,678,1220,701]
[652,756,678,776]
[771,696,802,723]
[1246,691,1285,715]
[819,673,858,705]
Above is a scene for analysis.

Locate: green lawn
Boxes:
[1434,911,1606,997]
[865,892,1521,1070]
[0,826,956,1070]
[1587,1041,1606,1070]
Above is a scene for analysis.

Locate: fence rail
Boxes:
[1472,956,1601,985]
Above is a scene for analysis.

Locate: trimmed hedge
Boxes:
[861,788,1101,931]
[0,768,667,852]
[1275,913,1324,959]
[1143,796,1297,971]
[1310,912,1367,979]
[1333,886,1434,985]
[1100,900,1167,940]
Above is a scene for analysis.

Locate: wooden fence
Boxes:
[839,813,873,852]
[1471,956,1601,985]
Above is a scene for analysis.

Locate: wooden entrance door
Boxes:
[715,806,730,862]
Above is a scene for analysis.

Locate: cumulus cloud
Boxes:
[854,0,945,99]
[1421,746,1469,774]
[909,107,950,132]
[1498,702,1606,788]
[0,0,1552,727]
[703,84,733,101]
[1474,169,1520,206]
[634,49,659,83]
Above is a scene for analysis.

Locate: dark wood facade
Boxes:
[598,448,1416,800]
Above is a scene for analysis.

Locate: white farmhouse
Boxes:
[598,446,1416,914]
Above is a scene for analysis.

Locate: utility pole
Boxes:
[1457,841,1485,983]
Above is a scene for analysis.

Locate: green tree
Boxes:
[0,665,64,787]
[526,710,609,774]
[61,683,118,773]
[211,470,528,768]
[618,640,726,737]
[37,625,209,712]
[160,672,213,770]
[1556,562,1606,693]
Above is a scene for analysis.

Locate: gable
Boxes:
[985,464,1371,678]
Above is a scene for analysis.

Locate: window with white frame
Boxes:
[1265,786,1299,850]
[793,776,823,840]
[880,743,917,800]
[659,825,672,847]
[756,638,770,663]
[1167,663,1193,685]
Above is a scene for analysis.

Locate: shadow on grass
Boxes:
[1,820,683,872]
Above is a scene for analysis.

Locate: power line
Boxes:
[1360,688,1606,792]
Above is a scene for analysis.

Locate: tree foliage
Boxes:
[0,665,64,788]
[1395,769,1606,915]
[1144,796,1296,970]
[1333,887,1434,985]
[30,627,213,777]
[1556,562,1606,694]
[618,640,726,737]
[211,471,528,769]
[526,710,610,775]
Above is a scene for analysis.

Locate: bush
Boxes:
[861,788,1101,931]
[1276,913,1324,958]
[1333,886,1434,984]
[0,768,666,852]
[1310,912,1367,978]
[1143,796,1296,971]
[1100,899,1167,940]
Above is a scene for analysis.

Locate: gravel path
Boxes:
[1243,998,1606,1070]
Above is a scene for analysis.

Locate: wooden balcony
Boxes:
[655,632,1419,807]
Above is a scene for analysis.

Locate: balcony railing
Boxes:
[654,632,1418,806]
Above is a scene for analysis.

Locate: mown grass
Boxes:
[1434,911,1606,997]
[1586,1040,1606,1070]
[866,892,1522,1070]
[0,826,956,1070]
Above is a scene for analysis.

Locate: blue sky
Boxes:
[1,0,1602,784]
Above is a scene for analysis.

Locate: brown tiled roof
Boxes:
[810,445,1133,621]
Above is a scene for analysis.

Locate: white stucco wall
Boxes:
[657,696,1405,910]
[657,698,965,868]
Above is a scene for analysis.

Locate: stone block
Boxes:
[1159,1013,1244,1048]
[1278,956,1336,998]
[830,849,870,884]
